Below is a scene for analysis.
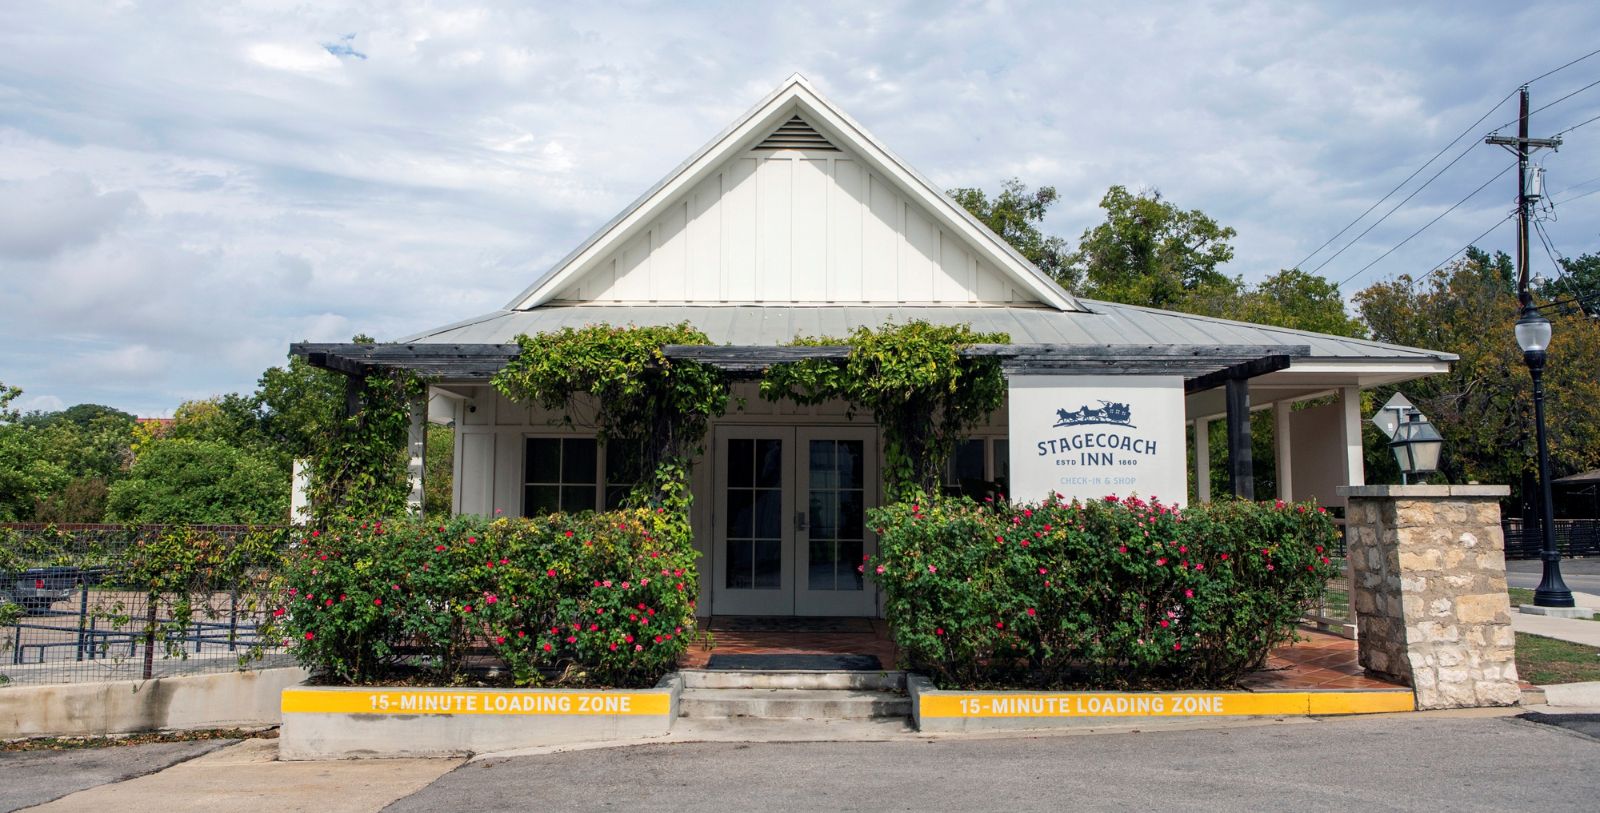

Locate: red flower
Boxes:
[1220,553,1229,561]
[304,631,314,640]
[564,530,574,538]
[1184,589,1194,598]
[1156,557,1167,566]
[609,643,618,651]
[373,598,383,606]
[273,607,285,617]
[1026,607,1036,616]
[1160,620,1169,628]
[546,569,558,578]
[1118,546,1128,554]
[496,636,506,645]
[435,545,446,552]
[935,627,944,636]
[463,604,474,613]
[566,636,577,644]
[995,621,1005,629]
[1173,642,1182,651]
[543,643,552,651]
[625,634,635,643]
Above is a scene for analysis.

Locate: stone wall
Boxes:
[1339,485,1520,710]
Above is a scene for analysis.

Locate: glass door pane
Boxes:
[806,439,865,591]
[724,437,784,591]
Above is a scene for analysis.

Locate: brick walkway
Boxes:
[681,620,1402,691]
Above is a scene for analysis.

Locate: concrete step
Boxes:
[679,669,906,691]
[677,687,911,721]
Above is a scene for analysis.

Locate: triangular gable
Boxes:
[508,75,1084,312]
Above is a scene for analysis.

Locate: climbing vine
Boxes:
[310,368,423,522]
[491,323,729,512]
[760,321,1008,501]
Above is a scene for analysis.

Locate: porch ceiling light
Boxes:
[1388,408,1443,481]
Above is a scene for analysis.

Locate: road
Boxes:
[390,713,1599,812]
[1505,557,1600,595]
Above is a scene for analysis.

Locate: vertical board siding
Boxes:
[757,156,792,302]
[564,148,1026,305]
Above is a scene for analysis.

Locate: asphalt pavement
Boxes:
[1505,557,1600,595]
[0,739,230,812]
[388,712,1599,812]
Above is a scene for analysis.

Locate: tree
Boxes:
[1069,185,1239,309]
[1538,251,1600,317]
[948,179,1075,289]
[105,438,288,524]
[1354,248,1600,490]
[424,424,454,518]
[1205,268,1366,338]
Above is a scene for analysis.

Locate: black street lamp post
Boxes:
[1515,296,1574,608]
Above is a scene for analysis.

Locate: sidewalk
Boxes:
[1511,590,1600,648]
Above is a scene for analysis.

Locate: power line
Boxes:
[1335,162,1515,287]
[1292,89,1515,272]
[1555,109,1600,136]
[1526,45,1600,85]
[1490,76,1600,133]
[1297,49,1600,273]
[1309,139,1491,275]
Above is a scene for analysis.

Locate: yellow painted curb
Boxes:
[918,689,1414,719]
[282,687,671,717]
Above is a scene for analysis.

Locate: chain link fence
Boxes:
[1,524,295,687]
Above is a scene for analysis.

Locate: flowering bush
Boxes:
[870,494,1338,689]
[276,510,697,688]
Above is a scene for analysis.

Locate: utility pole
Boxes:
[1486,86,1562,296]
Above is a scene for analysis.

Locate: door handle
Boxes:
[795,511,808,532]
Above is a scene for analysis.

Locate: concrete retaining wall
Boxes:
[278,674,683,760]
[908,674,1415,733]
[0,667,308,739]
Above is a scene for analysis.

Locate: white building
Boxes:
[296,76,1452,619]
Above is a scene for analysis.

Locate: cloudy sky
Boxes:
[2,1,1599,416]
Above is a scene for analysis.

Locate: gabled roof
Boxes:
[505,74,1085,312]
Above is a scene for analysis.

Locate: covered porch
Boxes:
[293,305,1451,620]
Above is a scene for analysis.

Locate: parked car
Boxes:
[0,566,109,616]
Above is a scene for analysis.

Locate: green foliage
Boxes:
[1354,249,1600,487]
[760,321,1008,501]
[492,323,728,509]
[947,179,1074,288]
[278,513,698,687]
[871,495,1338,689]
[0,379,20,423]
[1538,251,1600,316]
[106,438,288,524]
[1070,185,1239,309]
[253,354,347,463]
[1202,268,1367,338]
[310,369,422,522]
[424,424,455,519]
[0,421,74,521]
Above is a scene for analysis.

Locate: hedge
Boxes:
[277,511,698,688]
[870,494,1339,689]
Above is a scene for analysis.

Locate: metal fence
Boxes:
[1502,518,1600,560]
[0,524,295,687]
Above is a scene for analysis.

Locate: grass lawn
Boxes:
[1516,633,1600,685]
[1508,587,1536,606]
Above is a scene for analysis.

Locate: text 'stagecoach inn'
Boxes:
[294,76,1453,620]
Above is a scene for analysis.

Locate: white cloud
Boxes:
[247,42,342,73]
[1,0,1598,417]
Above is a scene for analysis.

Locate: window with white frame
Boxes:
[523,437,598,515]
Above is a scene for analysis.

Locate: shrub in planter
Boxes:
[276,510,697,688]
[870,494,1338,689]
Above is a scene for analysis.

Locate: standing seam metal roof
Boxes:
[398,301,1457,363]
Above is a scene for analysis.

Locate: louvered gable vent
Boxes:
[754,115,838,150]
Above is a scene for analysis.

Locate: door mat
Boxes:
[705,653,884,671]
[707,616,876,634]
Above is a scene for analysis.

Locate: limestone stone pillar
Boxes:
[1338,485,1520,710]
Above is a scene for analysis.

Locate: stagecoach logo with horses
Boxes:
[1053,400,1135,429]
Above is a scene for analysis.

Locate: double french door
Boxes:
[710,426,878,616]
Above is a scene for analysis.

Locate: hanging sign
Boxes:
[1007,375,1188,506]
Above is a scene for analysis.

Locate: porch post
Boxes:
[1339,386,1365,488]
[1226,376,1253,499]
[1274,400,1294,502]
[1193,418,1211,503]
[407,390,426,517]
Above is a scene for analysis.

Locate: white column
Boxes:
[1194,418,1211,503]
[407,391,427,516]
[1274,400,1294,502]
[1339,386,1365,488]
